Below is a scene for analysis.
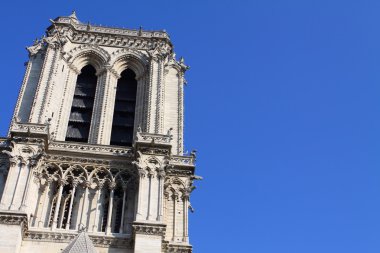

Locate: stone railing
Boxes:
[54,16,169,39]
[10,122,49,136]
[49,141,134,157]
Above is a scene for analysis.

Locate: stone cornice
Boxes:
[136,132,172,145]
[132,222,166,236]
[51,16,170,40]
[48,141,134,158]
[47,16,172,54]
[10,122,49,137]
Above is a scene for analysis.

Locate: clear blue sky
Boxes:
[1,1,380,252]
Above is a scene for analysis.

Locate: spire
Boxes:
[62,229,98,253]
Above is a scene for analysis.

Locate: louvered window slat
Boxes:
[66,65,97,143]
[110,69,137,146]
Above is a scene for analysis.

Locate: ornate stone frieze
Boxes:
[169,155,195,167]
[162,243,192,253]
[166,167,193,177]
[44,154,111,166]
[136,132,172,145]
[132,223,166,236]
[48,16,172,55]
[10,122,49,136]
[48,141,134,157]
[139,147,170,156]
[0,212,28,235]
[24,230,133,248]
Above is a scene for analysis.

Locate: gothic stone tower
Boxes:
[0,12,199,253]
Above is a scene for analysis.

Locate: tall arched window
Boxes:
[66,65,97,143]
[110,69,137,146]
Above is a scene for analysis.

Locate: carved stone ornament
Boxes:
[162,243,192,253]
[132,223,166,236]
[139,147,170,156]
[0,212,28,235]
[24,230,133,249]
[49,141,134,158]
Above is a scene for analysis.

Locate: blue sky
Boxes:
[1,1,380,252]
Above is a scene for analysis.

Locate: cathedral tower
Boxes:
[0,12,199,253]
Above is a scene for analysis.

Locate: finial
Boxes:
[180,56,185,64]
[70,10,78,19]
[139,26,143,36]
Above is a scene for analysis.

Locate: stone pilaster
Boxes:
[90,68,119,145]
[29,43,60,123]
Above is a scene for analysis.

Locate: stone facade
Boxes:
[0,12,200,253]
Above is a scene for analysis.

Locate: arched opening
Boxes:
[110,68,137,146]
[65,65,97,143]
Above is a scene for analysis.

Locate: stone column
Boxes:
[135,168,146,221]
[172,192,178,242]
[119,185,127,233]
[19,158,37,211]
[65,181,78,230]
[182,193,189,243]
[8,157,23,210]
[105,183,115,235]
[0,157,19,210]
[157,168,165,221]
[92,184,103,232]
[79,181,89,227]
[51,181,64,230]
[146,171,154,220]
[38,180,51,228]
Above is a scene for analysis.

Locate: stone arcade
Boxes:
[0,12,200,253]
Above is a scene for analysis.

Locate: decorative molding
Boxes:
[136,132,172,145]
[166,168,193,177]
[133,223,166,236]
[64,44,111,68]
[163,244,192,253]
[10,122,49,136]
[49,141,134,157]
[24,230,133,249]
[0,212,28,235]
[139,147,170,156]
[169,155,195,167]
